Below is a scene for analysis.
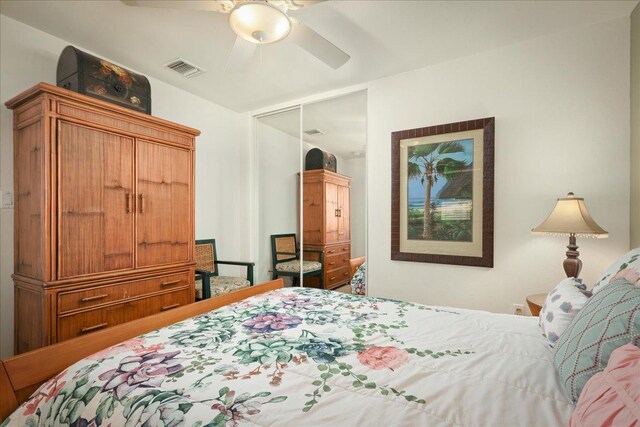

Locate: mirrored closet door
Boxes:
[300,91,367,292]
[255,90,367,294]
[256,108,303,287]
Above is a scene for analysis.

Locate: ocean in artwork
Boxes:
[407,138,474,242]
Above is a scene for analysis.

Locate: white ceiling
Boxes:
[258,90,366,158]
[1,1,637,113]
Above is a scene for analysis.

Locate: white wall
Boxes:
[366,17,630,313]
[631,4,640,249]
[0,15,251,357]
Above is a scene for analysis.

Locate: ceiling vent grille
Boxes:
[164,58,204,78]
[304,129,324,136]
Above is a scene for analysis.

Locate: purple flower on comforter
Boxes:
[282,296,322,310]
[99,350,185,399]
[243,312,302,333]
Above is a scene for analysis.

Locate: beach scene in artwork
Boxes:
[407,138,474,242]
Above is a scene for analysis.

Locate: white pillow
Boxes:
[592,248,640,294]
[538,277,591,347]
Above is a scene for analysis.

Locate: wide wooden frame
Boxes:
[0,279,284,421]
[391,117,494,267]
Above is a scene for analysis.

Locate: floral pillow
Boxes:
[539,277,591,347]
[350,263,366,295]
[592,248,640,294]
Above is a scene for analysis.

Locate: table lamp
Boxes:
[532,192,608,278]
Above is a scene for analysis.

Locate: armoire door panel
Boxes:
[337,185,350,242]
[303,181,323,243]
[325,182,339,243]
[14,119,45,280]
[136,140,191,267]
[58,121,135,278]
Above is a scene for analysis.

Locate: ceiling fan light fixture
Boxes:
[229,2,291,44]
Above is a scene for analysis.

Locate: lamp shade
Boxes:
[229,2,291,44]
[532,193,608,238]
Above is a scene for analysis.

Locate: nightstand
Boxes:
[526,293,547,317]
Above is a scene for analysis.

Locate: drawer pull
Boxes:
[329,276,336,280]
[126,193,133,213]
[81,323,108,333]
[343,272,349,276]
[160,280,180,287]
[328,250,335,254]
[80,294,108,303]
[328,262,335,266]
[161,303,181,311]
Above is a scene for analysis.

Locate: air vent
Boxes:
[304,129,324,136]
[164,58,205,78]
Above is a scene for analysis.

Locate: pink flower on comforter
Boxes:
[357,346,409,371]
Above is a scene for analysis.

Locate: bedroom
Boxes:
[0,0,639,425]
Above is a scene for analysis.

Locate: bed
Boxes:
[1,279,574,426]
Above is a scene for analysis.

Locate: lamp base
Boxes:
[563,234,582,278]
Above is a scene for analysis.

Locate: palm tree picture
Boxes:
[407,139,474,241]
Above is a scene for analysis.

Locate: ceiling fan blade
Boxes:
[120,0,226,12]
[288,21,350,69]
[225,37,258,73]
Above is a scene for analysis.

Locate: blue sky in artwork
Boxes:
[408,138,474,203]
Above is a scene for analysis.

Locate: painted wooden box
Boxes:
[57,45,151,114]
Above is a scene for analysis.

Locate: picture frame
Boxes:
[391,117,494,267]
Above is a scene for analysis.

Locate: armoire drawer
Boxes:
[325,244,350,257]
[325,252,350,270]
[57,288,190,341]
[58,272,191,314]
[325,266,350,288]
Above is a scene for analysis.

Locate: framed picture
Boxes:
[391,117,494,267]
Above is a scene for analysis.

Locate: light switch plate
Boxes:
[1,191,13,208]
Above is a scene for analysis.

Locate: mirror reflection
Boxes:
[301,91,367,293]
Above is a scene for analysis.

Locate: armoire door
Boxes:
[136,140,191,267]
[337,184,350,242]
[324,182,339,243]
[58,121,135,278]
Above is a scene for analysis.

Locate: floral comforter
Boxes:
[3,288,574,426]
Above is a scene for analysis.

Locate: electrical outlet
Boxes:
[512,303,525,316]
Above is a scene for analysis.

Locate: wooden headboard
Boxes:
[0,279,284,422]
[349,256,366,281]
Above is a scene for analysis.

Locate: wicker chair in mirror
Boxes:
[195,239,254,300]
[271,234,324,288]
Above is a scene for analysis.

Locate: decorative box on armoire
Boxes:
[299,169,351,289]
[6,83,199,354]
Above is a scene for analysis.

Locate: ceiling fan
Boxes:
[121,0,350,71]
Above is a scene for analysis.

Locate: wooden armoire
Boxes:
[7,83,199,354]
[301,170,351,289]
